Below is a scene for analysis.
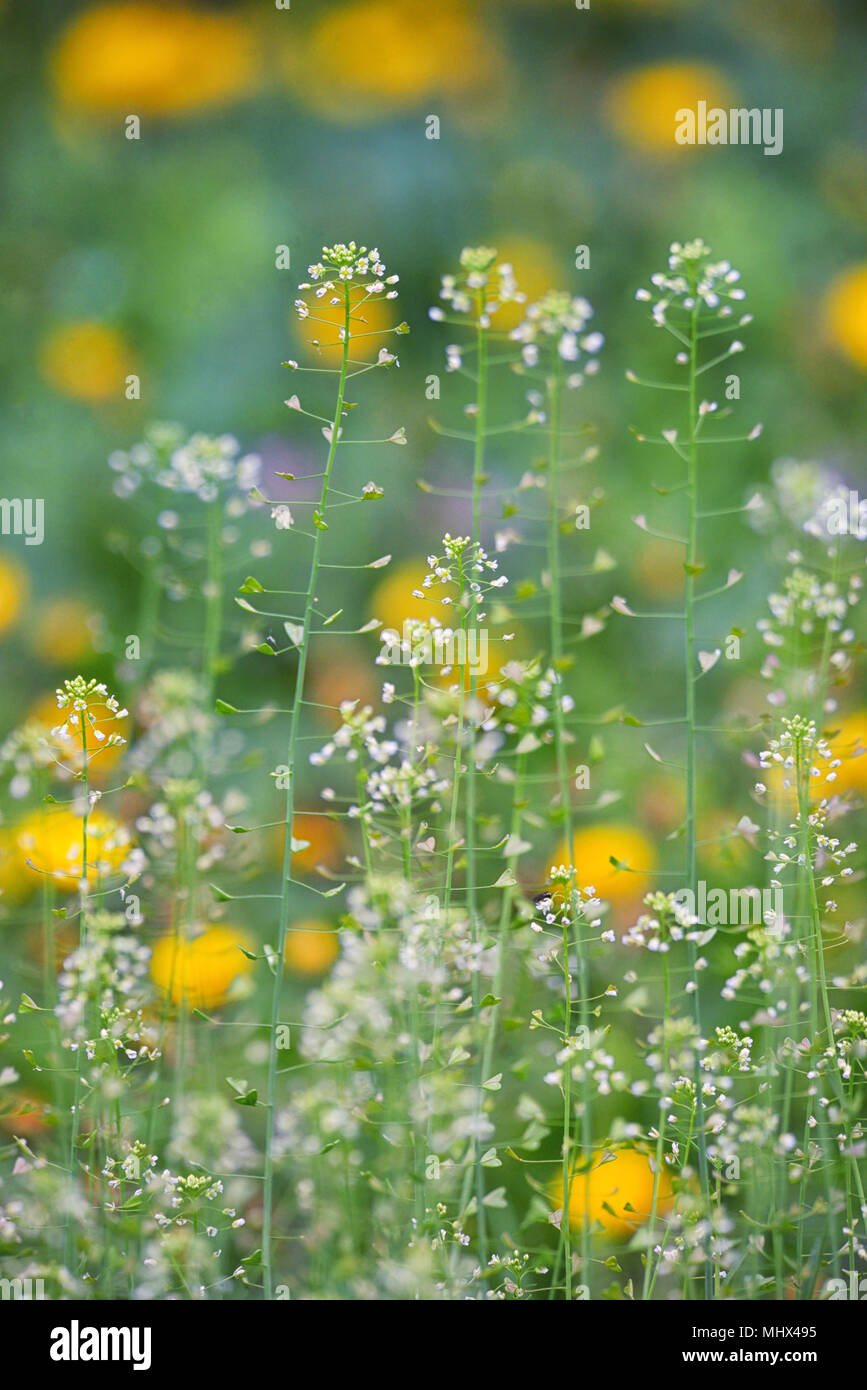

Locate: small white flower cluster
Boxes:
[765,808,857,890]
[755,714,840,798]
[804,482,867,543]
[53,677,128,751]
[745,459,835,536]
[622,890,700,952]
[300,241,397,292]
[480,660,574,743]
[56,911,155,1054]
[136,780,246,877]
[429,246,524,329]
[168,1094,258,1173]
[703,1026,754,1075]
[420,535,508,618]
[511,290,604,383]
[533,875,602,937]
[635,239,750,328]
[109,424,262,507]
[757,566,861,705]
[0,720,59,799]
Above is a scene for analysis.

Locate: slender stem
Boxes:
[262,284,352,1299]
[642,953,669,1299]
[203,497,223,702]
[685,300,712,1298]
[65,713,90,1272]
[467,302,488,1262]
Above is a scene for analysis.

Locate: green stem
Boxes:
[546,361,591,1297]
[685,300,712,1298]
[262,283,352,1299]
[65,713,90,1274]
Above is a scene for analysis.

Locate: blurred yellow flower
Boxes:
[0,832,26,903]
[284,919,340,976]
[828,709,867,794]
[29,598,97,665]
[51,3,258,117]
[39,322,133,403]
[283,0,503,122]
[606,62,736,155]
[552,823,654,906]
[370,557,439,630]
[824,265,867,370]
[553,1148,673,1239]
[0,557,29,637]
[7,808,132,896]
[151,925,252,1009]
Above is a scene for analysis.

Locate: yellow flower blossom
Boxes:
[553,1148,673,1239]
[551,823,654,906]
[606,62,736,155]
[284,919,340,976]
[0,557,29,637]
[29,598,98,665]
[6,808,132,896]
[828,709,867,794]
[39,322,133,403]
[51,3,258,118]
[283,0,503,123]
[824,265,867,370]
[150,925,252,1009]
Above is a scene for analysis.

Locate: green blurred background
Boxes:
[0,0,865,878]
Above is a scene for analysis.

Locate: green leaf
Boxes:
[227,1076,258,1104]
[313,510,328,530]
[215,699,240,715]
[482,1073,502,1091]
[479,995,501,1008]
[254,643,276,656]
[238,576,265,594]
[19,993,41,1013]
